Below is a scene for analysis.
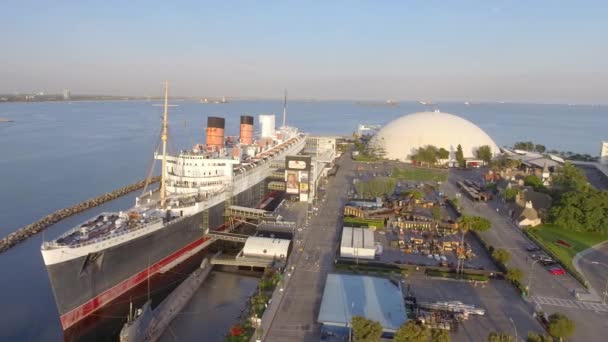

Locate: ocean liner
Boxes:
[40,82,306,330]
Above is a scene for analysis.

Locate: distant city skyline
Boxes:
[1,1,607,104]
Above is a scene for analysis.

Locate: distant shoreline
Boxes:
[0,118,14,122]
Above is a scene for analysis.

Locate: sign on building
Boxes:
[285,156,312,201]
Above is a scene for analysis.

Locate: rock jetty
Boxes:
[0,176,160,255]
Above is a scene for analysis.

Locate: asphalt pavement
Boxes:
[406,274,542,342]
[263,153,354,341]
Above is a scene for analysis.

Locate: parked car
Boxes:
[548,267,566,275]
[526,245,541,252]
[540,259,558,266]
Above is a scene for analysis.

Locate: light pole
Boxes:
[509,317,518,342]
[526,259,541,296]
[590,261,608,304]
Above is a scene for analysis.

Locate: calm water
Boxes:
[0,100,607,340]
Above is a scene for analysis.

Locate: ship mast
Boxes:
[282,89,287,127]
[160,81,169,207]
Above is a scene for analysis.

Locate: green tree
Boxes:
[437,148,450,160]
[415,145,439,166]
[458,215,492,232]
[368,138,387,159]
[535,144,546,153]
[431,328,451,342]
[547,312,575,340]
[514,141,535,151]
[487,332,515,342]
[523,175,545,192]
[455,144,465,167]
[549,189,608,233]
[431,205,442,221]
[403,190,423,200]
[504,187,520,202]
[492,248,511,266]
[394,321,430,342]
[526,332,551,342]
[506,268,523,284]
[476,145,493,164]
[351,316,383,342]
[552,162,589,194]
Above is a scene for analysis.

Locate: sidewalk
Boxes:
[572,241,608,302]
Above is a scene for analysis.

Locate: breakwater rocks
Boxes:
[0,176,160,255]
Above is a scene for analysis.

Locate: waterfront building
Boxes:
[62,89,71,101]
[600,141,608,165]
[357,124,381,137]
[242,236,290,259]
[340,227,375,260]
[370,111,499,162]
[318,274,407,338]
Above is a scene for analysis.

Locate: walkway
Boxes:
[261,153,354,342]
[531,295,608,312]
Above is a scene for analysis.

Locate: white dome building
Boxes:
[370,111,499,161]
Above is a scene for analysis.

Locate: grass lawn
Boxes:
[343,217,385,228]
[392,167,448,182]
[527,224,608,271]
[425,269,489,282]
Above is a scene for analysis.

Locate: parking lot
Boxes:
[406,274,543,342]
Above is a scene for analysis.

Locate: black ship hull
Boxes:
[45,180,267,330]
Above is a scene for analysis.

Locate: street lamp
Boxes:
[526,259,541,296]
[590,261,608,304]
[509,317,518,342]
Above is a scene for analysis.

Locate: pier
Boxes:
[120,257,213,342]
[0,176,160,255]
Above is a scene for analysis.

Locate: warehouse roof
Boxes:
[242,236,290,259]
[341,227,375,249]
[318,274,407,332]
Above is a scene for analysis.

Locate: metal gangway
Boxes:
[210,255,275,268]
[225,205,270,220]
[257,221,296,235]
[417,301,485,316]
[205,231,249,243]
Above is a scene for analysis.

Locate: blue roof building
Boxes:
[317,274,407,338]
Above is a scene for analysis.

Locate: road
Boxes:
[446,169,608,341]
[577,243,608,304]
[262,153,354,341]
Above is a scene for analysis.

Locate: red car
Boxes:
[548,267,566,275]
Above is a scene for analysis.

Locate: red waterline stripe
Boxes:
[60,236,211,330]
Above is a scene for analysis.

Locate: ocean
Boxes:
[0,99,606,340]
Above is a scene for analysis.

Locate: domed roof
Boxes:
[370,111,499,161]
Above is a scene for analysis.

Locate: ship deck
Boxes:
[54,212,163,247]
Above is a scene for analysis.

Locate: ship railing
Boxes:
[51,217,164,249]
[48,212,114,243]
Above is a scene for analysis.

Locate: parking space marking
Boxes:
[532,296,608,312]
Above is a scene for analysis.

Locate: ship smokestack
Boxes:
[206,116,225,150]
[239,115,254,145]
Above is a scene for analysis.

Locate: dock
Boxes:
[120,257,214,342]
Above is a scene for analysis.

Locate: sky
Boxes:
[1,0,607,103]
